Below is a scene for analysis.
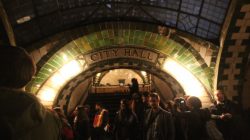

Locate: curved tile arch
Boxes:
[55,58,186,113]
[29,22,216,70]
[27,22,216,99]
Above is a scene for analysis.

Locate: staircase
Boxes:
[85,93,130,126]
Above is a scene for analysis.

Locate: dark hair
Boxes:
[187,96,202,109]
[0,46,36,88]
[131,78,138,85]
[76,105,84,110]
[142,91,149,97]
[95,102,103,107]
[120,99,130,109]
[53,107,62,111]
[149,92,160,100]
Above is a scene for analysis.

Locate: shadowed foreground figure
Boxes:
[0,46,61,140]
[113,99,138,140]
[73,105,91,140]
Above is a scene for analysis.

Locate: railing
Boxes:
[90,84,151,94]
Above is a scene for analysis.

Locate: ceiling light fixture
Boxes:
[16,16,32,24]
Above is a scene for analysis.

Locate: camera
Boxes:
[175,98,185,106]
[174,97,187,111]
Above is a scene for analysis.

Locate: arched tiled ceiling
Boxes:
[1,0,231,46]
[26,22,218,97]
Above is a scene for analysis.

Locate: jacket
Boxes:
[0,88,61,140]
[144,107,175,140]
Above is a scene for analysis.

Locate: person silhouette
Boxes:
[129,78,139,95]
[0,46,61,140]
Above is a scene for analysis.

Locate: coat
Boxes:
[0,88,61,140]
[113,110,138,140]
[143,107,175,140]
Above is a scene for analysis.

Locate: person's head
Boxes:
[166,100,175,112]
[131,78,138,85]
[149,92,160,109]
[53,107,62,113]
[120,99,129,110]
[53,107,65,117]
[77,105,84,110]
[95,102,103,110]
[0,46,36,89]
[186,96,202,110]
[75,105,88,118]
[83,104,90,113]
[142,91,149,103]
[214,90,225,102]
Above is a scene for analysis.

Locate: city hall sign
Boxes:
[84,47,163,64]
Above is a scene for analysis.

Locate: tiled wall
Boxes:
[218,3,250,103]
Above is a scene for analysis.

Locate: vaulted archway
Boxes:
[27,22,218,110]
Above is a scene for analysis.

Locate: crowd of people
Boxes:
[57,87,245,140]
[0,46,249,140]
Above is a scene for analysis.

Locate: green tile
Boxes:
[203,68,213,75]
[185,54,194,60]
[98,40,106,46]
[108,29,114,38]
[73,39,86,53]
[105,39,113,46]
[155,34,161,42]
[53,55,65,65]
[49,59,62,68]
[134,30,140,37]
[124,29,130,36]
[158,37,166,46]
[177,53,187,62]
[129,37,134,44]
[177,47,186,56]
[101,30,109,38]
[147,42,155,48]
[130,30,135,38]
[65,49,77,59]
[124,38,130,44]
[34,75,46,83]
[183,55,196,64]
[170,48,179,56]
[150,33,157,42]
[113,37,119,45]
[88,42,93,48]
[38,68,51,79]
[118,30,123,37]
[192,67,203,73]
[96,31,103,39]
[145,32,151,40]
